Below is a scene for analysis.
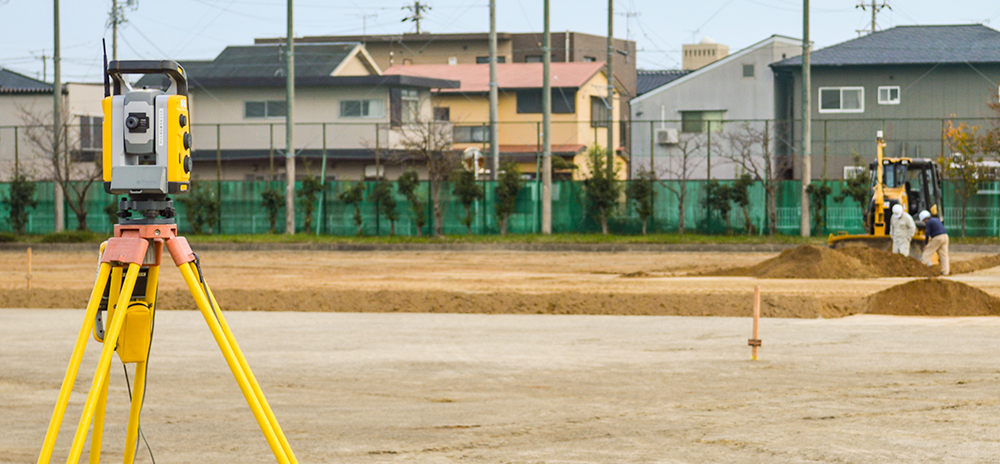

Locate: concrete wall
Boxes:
[360,39,514,69]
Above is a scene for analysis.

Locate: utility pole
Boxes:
[107,1,136,60]
[541,0,552,235]
[605,0,615,173]
[800,0,811,237]
[402,1,430,34]
[53,0,64,233]
[285,0,296,234]
[856,0,890,35]
[488,0,499,181]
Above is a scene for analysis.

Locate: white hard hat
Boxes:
[892,204,903,218]
[918,210,931,221]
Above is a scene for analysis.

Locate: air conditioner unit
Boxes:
[656,128,678,145]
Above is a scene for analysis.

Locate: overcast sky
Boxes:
[2,0,1000,83]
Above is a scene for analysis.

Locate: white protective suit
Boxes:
[890,205,916,256]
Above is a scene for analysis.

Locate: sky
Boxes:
[2,0,1000,83]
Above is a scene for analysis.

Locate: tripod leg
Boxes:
[123,262,158,464]
[205,284,299,464]
[88,363,112,464]
[176,261,290,464]
[122,361,147,464]
[36,262,111,464]
[65,263,143,464]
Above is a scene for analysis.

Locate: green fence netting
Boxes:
[1,179,999,237]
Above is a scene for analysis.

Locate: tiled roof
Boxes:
[772,24,1000,68]
[186,43,358,79]
[383,62,606,93]
[636,70,690,95]
[0,68,53,94]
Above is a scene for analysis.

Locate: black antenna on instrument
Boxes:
[102,38,110,98]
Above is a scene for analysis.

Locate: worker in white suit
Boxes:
[889,204,916,256]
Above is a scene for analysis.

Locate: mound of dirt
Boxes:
[951,254,1000,275]
[834,247,937,278]
[864,279,1000,316]
[709,245,878,279]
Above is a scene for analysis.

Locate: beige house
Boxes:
[136,42,457,181]
[0,68,104,180]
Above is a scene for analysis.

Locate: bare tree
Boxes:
[656,133,705,235]
[19,103,102,231]
[395,120,459,237]
[720,121,789,235]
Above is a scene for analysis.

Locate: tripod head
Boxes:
[102,57,193,224]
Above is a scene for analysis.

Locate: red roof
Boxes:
[384,62,606,93]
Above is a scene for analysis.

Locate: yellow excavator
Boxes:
[829,131,944,256]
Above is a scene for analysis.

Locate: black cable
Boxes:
[193,253,221,323]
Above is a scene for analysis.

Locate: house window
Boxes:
[475,56,506,64]
[433,107,450,121]
[339,99,386,118]
[878,86,900,105]
[390,89,421,126]
[525,55,542,63]
[742,64,755,78]
[583,56,597,62]
[453,126,490,143]
[680,110,724,133]
[516,88,576,114]
[76,115,103,161]
[819,87,864,113]
[245,100,287,119]
[590,96,610,128]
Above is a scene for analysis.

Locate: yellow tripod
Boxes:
[37,222,298,464]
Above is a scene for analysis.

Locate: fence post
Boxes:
[14,126,19,176]
[649,120,655,180]
[269,123,275,179]
[318,123,327,235]
[706,120,712,180]
[216,124,222,234]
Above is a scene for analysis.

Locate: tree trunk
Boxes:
[500,215,509,236]
[961,200,968,238]
[742,206,754,235]
[677,184,686,235]
[390,220,396,237]
[465,204,472,234]
[600,209,609,235]
[74,209,88,231]
[641,218,647,236]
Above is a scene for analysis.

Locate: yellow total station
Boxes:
[102,60,192,196]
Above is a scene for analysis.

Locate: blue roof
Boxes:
[636,70,690,96]
[772,24,1000,68]
[0,67,52,94]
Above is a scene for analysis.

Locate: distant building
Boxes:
[771,24,1000,180]
[384,61,627,180]
[136,42,457,181]
[630,35,801,179]
[256,32,637,151]
[682,37,729,71]
[0,68,104,180]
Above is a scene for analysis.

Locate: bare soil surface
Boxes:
[5,310,1000,463]
[865,279,1000,316]
[3,248,1000,318]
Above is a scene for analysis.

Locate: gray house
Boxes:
[771,24,1000,180]
[630,35,802,179]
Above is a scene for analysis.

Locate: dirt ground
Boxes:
[2,248,1000,318]
[4,249,1000,462]
[4,310,1000,463]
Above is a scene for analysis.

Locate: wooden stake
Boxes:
[748,285,762,360]
[27,247,32,290]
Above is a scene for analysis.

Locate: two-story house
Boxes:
[383,61,628,180]
[136,42,458,181]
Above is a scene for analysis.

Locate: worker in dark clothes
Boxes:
[918,210,949,275]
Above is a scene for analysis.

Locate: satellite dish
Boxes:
[462,147,485,174]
